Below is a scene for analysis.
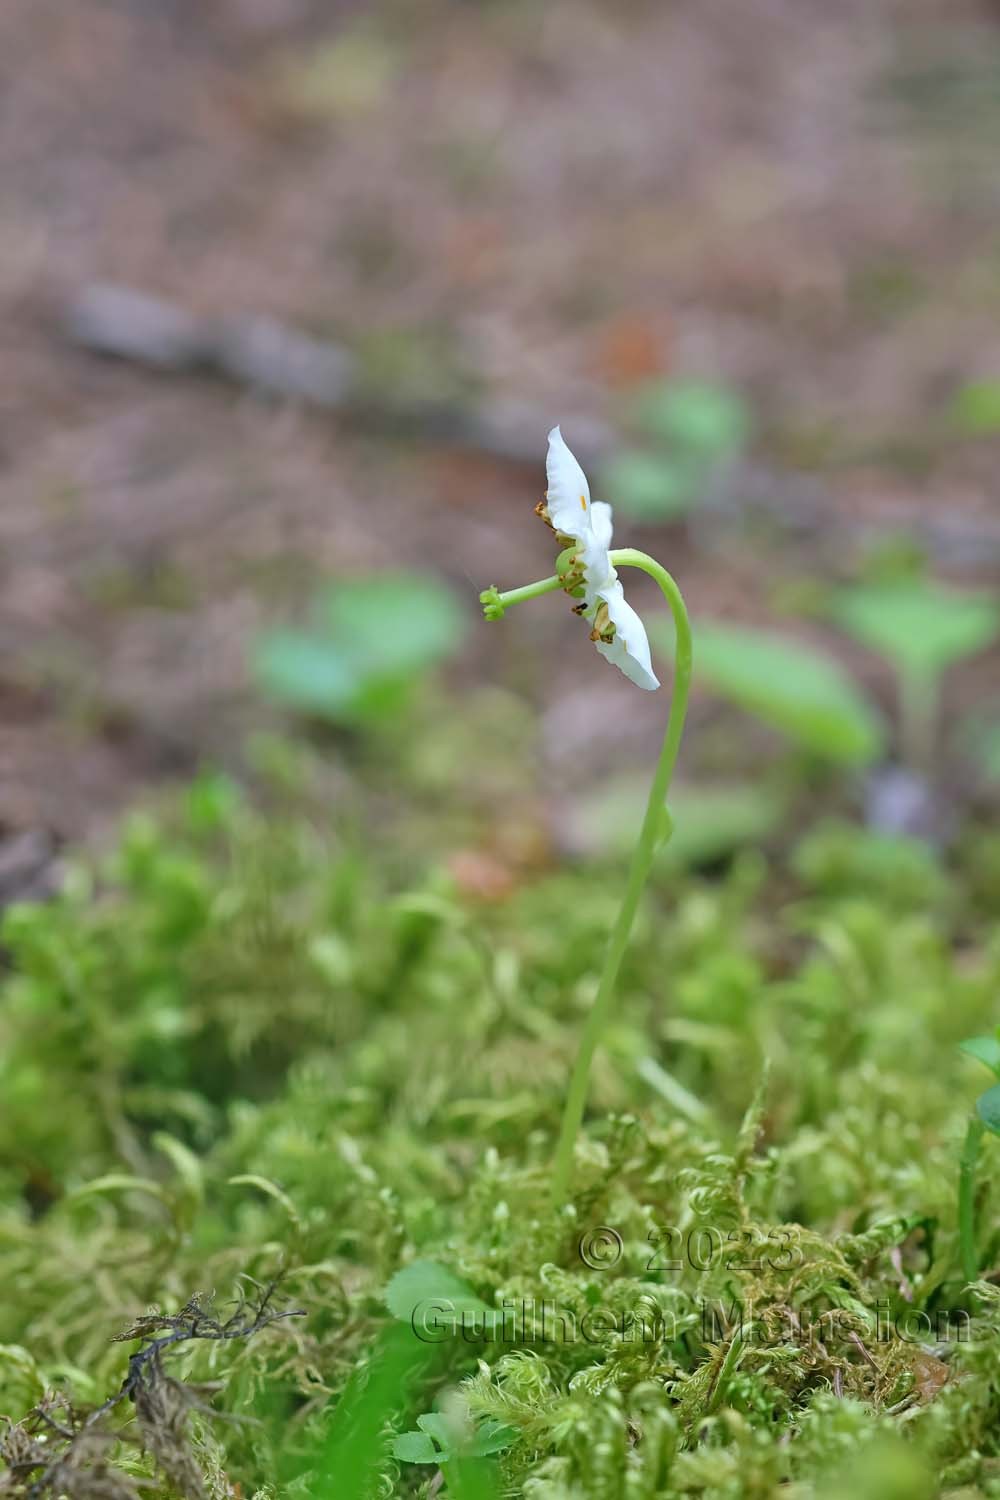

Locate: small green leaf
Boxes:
[393,1430,441,1464]
[951,379,1000,436]
[384,1261,499,1335]
[417,1413,455,1448]
[469,1421,516,1457]
[976,1082,1000,1137]
[319,574,463,675]
[833,581,1000,679]
[662,784,783,867]
[600,451,698,521]
[254,633,363,718]
[654,618,884,764]
[394,1414,514,1467]
[959,1036,1000,1078]
[255,572,465,725]
[629,379,749,456]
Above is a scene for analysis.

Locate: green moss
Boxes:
[1,767,999,1495]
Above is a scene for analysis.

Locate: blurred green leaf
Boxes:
[255,633,365,717]
[629,379,749,456]
[304,1324,438,1496]
[818,1433,934,1500]
[654,618,884,763]
[572,777,784,866]
[833,580,1000,679]
[951,378,1000,436]
[319,574,462,672]
[662,783,784,865]
[600,450,699,520]
[255,572,464,725]
[449,1455,503,1500]
[959,1035,1000,1078]
[976,1081,1000,1137]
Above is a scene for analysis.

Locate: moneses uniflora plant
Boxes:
[481,426,693,1203]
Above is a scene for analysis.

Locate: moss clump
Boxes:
[1,775,999,1495]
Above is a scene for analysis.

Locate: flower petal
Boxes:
[589,501,613,552]
[545,426,592,542]
[580,500,615,594]
[594,579,660,691]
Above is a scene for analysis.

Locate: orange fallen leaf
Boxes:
[594,314,668,387]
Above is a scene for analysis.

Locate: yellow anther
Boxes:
[588,602,615,644]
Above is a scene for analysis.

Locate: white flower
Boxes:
[544,426,660,691]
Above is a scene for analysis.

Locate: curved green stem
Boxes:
[550,548,693,1207]
[959,1114,985,1286]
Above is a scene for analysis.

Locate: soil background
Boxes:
[2,0,999,863]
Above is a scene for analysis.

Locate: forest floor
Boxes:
[2,0,1000,854]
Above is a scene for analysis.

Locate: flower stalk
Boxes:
[481,429,693,1208]
[550,548,692,1205]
